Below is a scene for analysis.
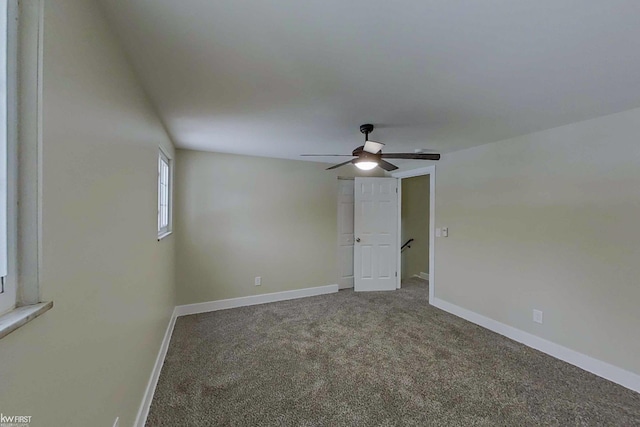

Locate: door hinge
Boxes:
[396,187,398,193]
[395,272,397,277]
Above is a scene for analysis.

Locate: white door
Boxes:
[354,177,398,291]
[337,179,355,289]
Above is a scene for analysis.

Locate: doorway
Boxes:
[336,167,435,299]
[400,175,430,282]
[393,166,436,301]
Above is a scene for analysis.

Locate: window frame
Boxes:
[0,0,50,339]
[0,0,18,315]
[157,148,172,240]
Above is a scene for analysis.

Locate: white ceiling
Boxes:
[99,0,640,163]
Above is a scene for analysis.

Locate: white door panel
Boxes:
[337,179,355,289]
[354,178,398,291]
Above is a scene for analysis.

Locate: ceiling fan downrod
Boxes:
[360,123,374,142]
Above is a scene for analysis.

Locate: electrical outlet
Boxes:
[533,309,543,324]
[255,276,261,286]
[435,228,442,237]
[442,227,449,237]
[113,417,120,427]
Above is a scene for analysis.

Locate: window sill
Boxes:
[0,301,53,340]
[157,231,173,241]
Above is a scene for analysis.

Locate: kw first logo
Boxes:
[0,413,32,426]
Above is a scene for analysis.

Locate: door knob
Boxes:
[356,237,361,242]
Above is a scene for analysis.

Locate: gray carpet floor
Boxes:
[146,278,640,426]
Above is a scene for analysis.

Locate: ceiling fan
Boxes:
[301,124,440,171]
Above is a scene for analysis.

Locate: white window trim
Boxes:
[0,0,15,315]
[157,148,173,240]
[0,0,50,339]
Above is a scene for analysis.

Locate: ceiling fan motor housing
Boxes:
[359,124,374,134]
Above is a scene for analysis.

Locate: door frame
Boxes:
[392,165,436,303]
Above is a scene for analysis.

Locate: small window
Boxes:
[157,149,172,238]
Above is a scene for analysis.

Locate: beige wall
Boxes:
[175,149,380,304]
[434,107,640,375]
[401,175,430,280]
[0,1,176,426]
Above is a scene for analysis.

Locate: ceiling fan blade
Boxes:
[363,140,384,154]
[301,154,352,156]
[381,153,440,160]
[326,159,355,170]
[378,159,398,171]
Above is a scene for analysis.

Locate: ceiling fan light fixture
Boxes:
[355,160,378,170]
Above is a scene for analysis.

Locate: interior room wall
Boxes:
[0,1,176,426]
[174,149,381,305]
[434,106,640,376]
[401,175,430,280]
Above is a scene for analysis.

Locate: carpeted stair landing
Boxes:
[146,278,640,426]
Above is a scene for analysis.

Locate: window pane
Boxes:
[158,152,171,234]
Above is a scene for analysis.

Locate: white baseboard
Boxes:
[174,284,339,317]
[431,297,640,394]
[418,272,429,280]
[135,307,178,427]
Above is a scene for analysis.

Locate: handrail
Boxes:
[401,238,414,250]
